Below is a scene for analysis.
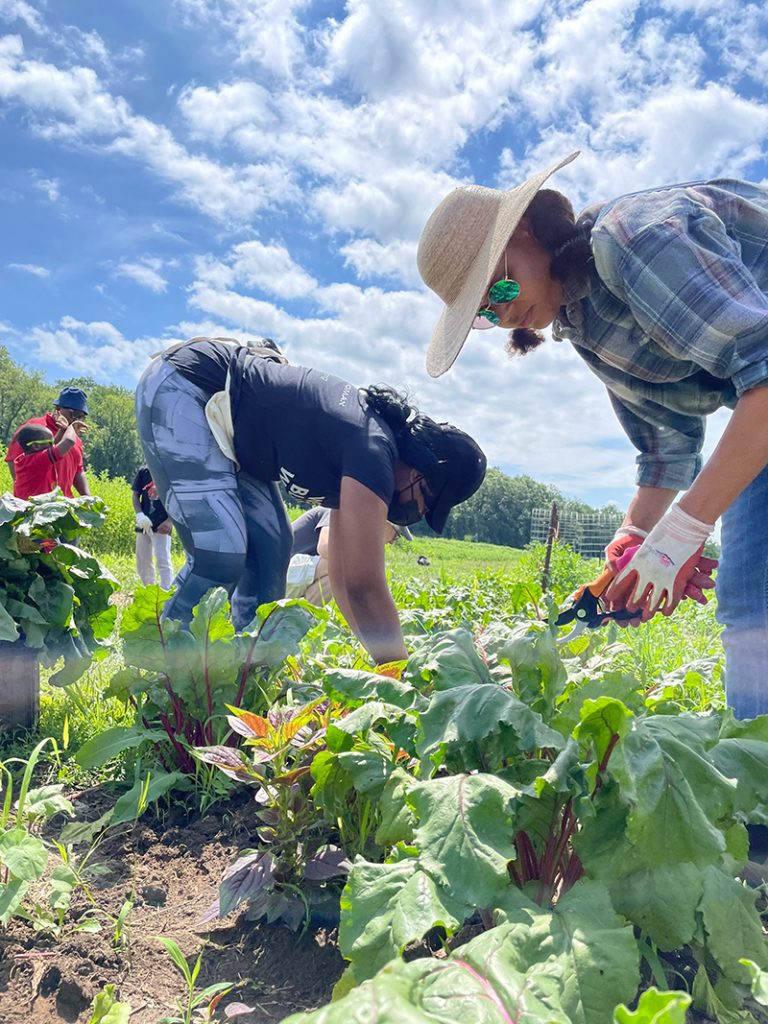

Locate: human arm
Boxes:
[611,384,768,615]
[328,478,408,664]
[606,385,768,619]
[68,421,89,496]
[73,470,90,496]
[131,489,152,531]
[52,422,78,459]
[678,385,768,524]
[316,525,330,560]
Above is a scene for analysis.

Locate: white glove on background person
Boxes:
[135,512,153,534]
[605,504,714,617]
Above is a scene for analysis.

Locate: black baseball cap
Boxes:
[423,424,487,534]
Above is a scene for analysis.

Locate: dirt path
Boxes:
[0,791,343,1023]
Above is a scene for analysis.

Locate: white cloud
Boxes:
[32,174,60,201]
[0,0,45,34]
[171,0,310,78]
[115,259,168,293]
[228,240,317,298]
[29,317,185,380]
[191,241,317,301]
[178,80,274,142]
[0,34,297,223]
[8,261,49,277]
[340,238,420,286]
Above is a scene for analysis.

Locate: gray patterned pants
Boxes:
[134,357,292,630]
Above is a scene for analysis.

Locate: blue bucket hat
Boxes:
[55,386,89,415]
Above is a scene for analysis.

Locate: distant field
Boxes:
[386,535,522,581]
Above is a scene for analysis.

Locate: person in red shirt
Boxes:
[12,415,83,500]
[6,387,90,497]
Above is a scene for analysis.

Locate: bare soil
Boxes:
[0,789,344,1024]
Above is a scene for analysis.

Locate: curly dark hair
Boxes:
[361,384,447,481]
[506,188,592,358]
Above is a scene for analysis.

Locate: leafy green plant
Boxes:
[87,983,132,1024]
[614,987,692,1024]
[518,538,603,597]
[155,936,245,1024]
[112,894,134,950]
[0,736,92,934]
[0,748,150,940]
[76,587,319,776]
[279,621,768,1024]
[196,700,353,930]
[0,491,118,684]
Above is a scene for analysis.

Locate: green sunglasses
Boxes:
[474,250,521,327]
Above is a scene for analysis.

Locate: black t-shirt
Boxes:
[166,340,398,509]
[131,468,170,531]
[230,350,397,507]
[291,507,331,556]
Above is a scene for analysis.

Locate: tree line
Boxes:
[0,345,621,548]
[408,467,622,548]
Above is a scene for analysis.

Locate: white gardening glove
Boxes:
[604,525,648,570]
[135,512,153,534]
[604,504,714,618]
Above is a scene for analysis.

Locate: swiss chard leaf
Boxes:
[416,683,563,773]
[339,855,464,981]
[409,773,520,909]
[407,627,494,690]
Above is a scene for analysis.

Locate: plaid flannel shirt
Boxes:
[553,179,768,490]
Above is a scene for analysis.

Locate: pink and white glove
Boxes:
[605,504,715,618]
[605,526,648,570]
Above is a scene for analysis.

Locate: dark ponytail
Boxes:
[362,384,444,477]
[507,188,592,357]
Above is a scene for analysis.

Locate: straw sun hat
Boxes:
[417,151,580,378]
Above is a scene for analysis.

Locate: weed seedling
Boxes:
[155,936,233,1023]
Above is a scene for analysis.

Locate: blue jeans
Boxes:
[716,462,768,719]
[135,358,292,630]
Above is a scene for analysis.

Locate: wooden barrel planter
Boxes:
[0,642,40,730]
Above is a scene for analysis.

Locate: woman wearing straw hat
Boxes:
[418,151,768,723]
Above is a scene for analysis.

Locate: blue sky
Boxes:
[2,0,767,510]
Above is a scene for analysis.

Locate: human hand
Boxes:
[71,419,89,435]
[52,411,69,430]
[605,526,648,571]
[155,519,173,535]
[604,505,713,618]
[679,555,718,605]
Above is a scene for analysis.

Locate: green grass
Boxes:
[386,536,523,581]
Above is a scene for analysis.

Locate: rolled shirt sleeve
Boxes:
[607,390,703,490]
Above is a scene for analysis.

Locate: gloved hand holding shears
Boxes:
[603,504,717,620]
[555,547,641,642]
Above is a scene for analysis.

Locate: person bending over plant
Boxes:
[135,336,486,666]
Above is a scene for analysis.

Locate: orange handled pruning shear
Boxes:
[555,564,641,642]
